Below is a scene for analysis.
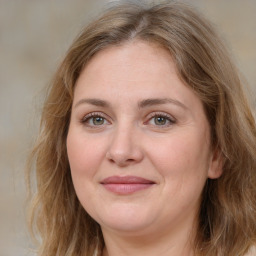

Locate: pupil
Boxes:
[93,117,104,125]
[155,117,166,125]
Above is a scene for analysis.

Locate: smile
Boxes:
[100,176,155,195]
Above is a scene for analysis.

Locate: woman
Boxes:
[27,1,256,255]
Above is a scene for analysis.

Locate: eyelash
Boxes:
[146,112,176,128]
[81,112,110,128]
[80,112,176,128]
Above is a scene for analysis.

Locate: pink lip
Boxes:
[100,176,155,194]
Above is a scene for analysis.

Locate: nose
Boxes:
[106,124,144,167]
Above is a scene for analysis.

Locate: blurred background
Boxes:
[0,0,255,255]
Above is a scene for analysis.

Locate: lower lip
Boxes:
[102,183,154,194]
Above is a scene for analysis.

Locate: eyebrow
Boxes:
[74,98,110,108]
[138,98,187,110]
[74,98,187,110]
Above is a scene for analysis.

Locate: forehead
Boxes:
[75,40,180,92]
[75,40,202,103]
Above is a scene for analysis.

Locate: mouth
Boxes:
[100,176,156,195]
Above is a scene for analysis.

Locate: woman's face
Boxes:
[67,41,221,238]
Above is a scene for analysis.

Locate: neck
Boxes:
[101,223,196,256]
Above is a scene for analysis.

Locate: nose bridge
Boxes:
[106,119,143,166]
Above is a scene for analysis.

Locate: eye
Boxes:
[147,112,175,127]
[81,112,110,127]
[154,116,168,125]
[91,116,105,125]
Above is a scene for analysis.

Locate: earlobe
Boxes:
[208,147,223,179]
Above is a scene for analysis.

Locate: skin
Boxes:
[67,41,222,256]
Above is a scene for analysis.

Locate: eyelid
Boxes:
[147,111,175,120]
[145,111,176,127]
[79,111,175,128]
[81,112,111,126]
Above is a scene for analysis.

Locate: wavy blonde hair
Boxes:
[27,1,256,255]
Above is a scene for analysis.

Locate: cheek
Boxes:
[147,130,210,183]
[66,130,108,213]
[66,131,106,179]
[149,131,211,214]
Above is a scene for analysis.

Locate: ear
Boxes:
[207,147,223,179]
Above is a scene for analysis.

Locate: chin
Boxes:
[93,205,156,234]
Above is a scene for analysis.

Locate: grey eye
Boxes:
[154,116,167,125]
[92,116,105,125]
[147,113,175,127]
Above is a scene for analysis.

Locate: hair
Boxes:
[27,1,256,255]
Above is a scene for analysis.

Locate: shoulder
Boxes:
[245,246,256,256]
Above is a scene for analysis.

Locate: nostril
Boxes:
[107,155,135,167]
[105,139,144,166]
[109,159,115,164]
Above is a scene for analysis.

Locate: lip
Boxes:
[100,176,155,195]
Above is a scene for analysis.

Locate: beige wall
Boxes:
[0,1,255,255]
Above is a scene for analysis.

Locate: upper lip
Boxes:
[100,176,155,184]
